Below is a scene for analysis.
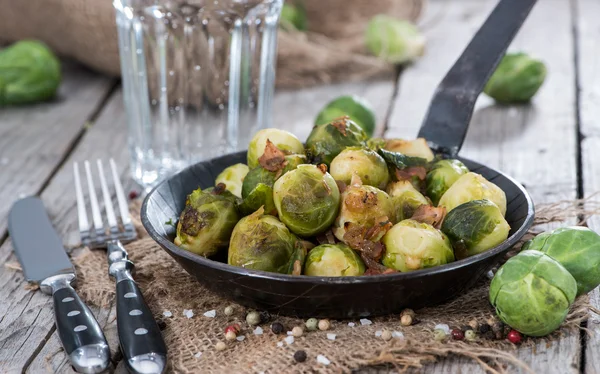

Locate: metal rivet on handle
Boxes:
[67,311,81,317]
[124,292,136,298]
[134,328,148,335]
[74,325,88,332]
[129,309,143,316]
[62,297,74,302]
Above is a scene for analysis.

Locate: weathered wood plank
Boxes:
[388,0,579,372]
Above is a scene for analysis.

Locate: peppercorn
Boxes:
[318,319,331,331]
[381,330,393,341]
[507,330,522,344]
[479,323,491,334]
[271,322,285,334]
[465,330,476,342]
[400,314,413,326]
[225,331,237,341]
[246,311,261,326]
[156,319,167,331]
[484,331,496,340]
[224,305,235,316]
[260,311,271,324]
[433,329,447,342]
[292,326,304,337]
[225,323,241,335]
[492,322,505,334]
[128,190,139,200]
[451,328,464,340]
[293,350,307,363]
[468,319,479,331]
[215,341,227,351]
[400,308,415,318]
[305,318,318,331]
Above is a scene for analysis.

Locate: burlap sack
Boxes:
[0,0,424,88]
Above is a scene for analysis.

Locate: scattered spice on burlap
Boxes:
[66,197,600,373]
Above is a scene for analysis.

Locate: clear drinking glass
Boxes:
[113,0,282,188]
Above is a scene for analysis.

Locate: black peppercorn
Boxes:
[294,350,307,363]
[484,331,496,340]
[260,311,271,324]
[157,319,167,331]
[271,322,284,334]
[479,324,491,334]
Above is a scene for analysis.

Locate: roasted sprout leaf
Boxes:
[378,148,429,170]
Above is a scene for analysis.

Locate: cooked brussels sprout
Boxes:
[484,52,547,103]
[333,176,394,243]
[273,164,341,237]
[175,185,240,257]
[441,200,510,259]
[315,95,377,137]
[238,183,276,216]
[304,243,366,276]
[426,159,469,206]
[329,147,389,189]
[489,250,577,336]
[382,219,455,272]
[387,180,429,222]
[215,163,249,198]
[241,166,277,199]
[305,116,368,166]
[228,207,306,274]
[365,15,425,64]
[384,138,434,161]
[525,226,600,296]
[438,172,507,215]
[247,128,304,169]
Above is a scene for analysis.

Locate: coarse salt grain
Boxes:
[203,310,216,318]
[392,331,404,339]
[284,336,295,345]
[277,342,284,347]
[360,318,372,326]
[375,330,382,337]
[434,324,450,335]
[237,335,245,342]
[194,352,202,358]
[327,333,336,340]
[183,309,194,318]
[317,355,331,365]
[348,322,355,327]
[287,331,293,336]
[254,327,263,335]
[163,311,172,318]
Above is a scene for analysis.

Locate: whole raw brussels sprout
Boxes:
[329,147,389,189]
[280,1,307,31]
[175,185,240,257]
[228,207,306,274]
[426,159,469,206]
[438,172,507,215]
[215,163,249,198]
[365,15,425,64]
[315,95,377,137]
[441,200,510,259]
[387,180,429,222]
[333,176,394,243]
[524,226,600,296]
[489,250,577,336]
[304,243,366,276]
[305,116,368,166]
[273,164,341,237]
[484,52,547,103]
[382,219,454,272]
[384,138,434,162]
[247,128,304,169]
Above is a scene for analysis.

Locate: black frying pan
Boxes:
[141,0,537,318]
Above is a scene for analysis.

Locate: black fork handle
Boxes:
[417,0,538,157]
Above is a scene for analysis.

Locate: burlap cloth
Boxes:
[65,197,600,373]
[0,0,424,89]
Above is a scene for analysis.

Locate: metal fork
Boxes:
[74,159,167,374]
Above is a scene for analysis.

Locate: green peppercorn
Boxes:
[305,318,319,331]
[434,329,447,342]
[465,330,477,341]
[224,305,235,316]
[246,311,261,326]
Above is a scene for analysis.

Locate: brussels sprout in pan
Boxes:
[438,172,507,215]
[228,207,307,274]
[484,52,547,103]
[525,226,600,296]
[382,219,455,272]
[175,184,240,257]
[489,250,577,336]
[329,147,389,189]
[387,180,429,223]
[314,95,377,137]
[273,164,341,237]
[304,243,366,276]
[238,183,277,217]
[383,138,435,162]
[215,163,249,198]
[441,199,510,260]
[305,116,369,166]
[426,159,469,206]
[247,128,304,169]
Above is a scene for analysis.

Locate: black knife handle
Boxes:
[49,276,110,373]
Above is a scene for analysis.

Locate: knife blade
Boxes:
[8,196,110,374]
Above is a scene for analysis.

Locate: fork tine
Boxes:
[74,162,90,233]
[84,160,104,232]
[97,160,118,231]
[110,159,131,226]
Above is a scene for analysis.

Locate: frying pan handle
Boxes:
[417,0,537,157]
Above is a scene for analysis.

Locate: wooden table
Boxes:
[1,0,598,372]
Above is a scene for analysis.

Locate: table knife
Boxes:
[8,196,110,373]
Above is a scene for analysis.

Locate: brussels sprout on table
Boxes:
[382,219,455,272]
[441,199,510,259]
[524,226,600,296]
[426,159,469,206]
[329,147,389,189]
[304,243,366,276]
[365,15,426,65]
[228,207,307,274]
[484,52,547,103]
[215,163,249,198]
[383,138,435,162]
[305,116,369,166]
[273,164,340,237]
[489,250,577,337]
[247,128,305,169]
[175,184,240,257]
[386,180,429,222]
[438,172,507,216]
[315,95,377,137]
[280,1,307,31]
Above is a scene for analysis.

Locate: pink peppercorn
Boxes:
[451,328,464,340]
[507,330,522,344]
